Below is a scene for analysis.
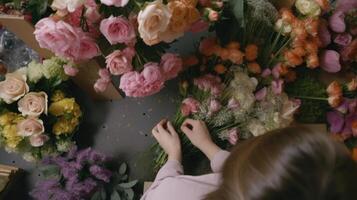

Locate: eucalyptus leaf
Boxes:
[120,174,128,181]
[229,0,245,28]
[124,188,134,200]
[119,163,127,175]
[100,188,107,200]
[91,191,102,200]
[110,191,121,200]
[118,180,138,189]
[39,165,60,178]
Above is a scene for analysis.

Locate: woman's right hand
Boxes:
[181,119,221,160]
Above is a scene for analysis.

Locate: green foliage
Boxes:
[25,0,50,23]
[285,70,329,123]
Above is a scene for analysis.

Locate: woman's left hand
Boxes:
[152,119,182,163]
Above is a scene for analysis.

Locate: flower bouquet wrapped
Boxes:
[30,147,138,200]
[0,57,82,161]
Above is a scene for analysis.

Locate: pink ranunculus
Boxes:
[334,33,352,46]
[189,20,209,33]
[228,128,239,145]
[209,99,222,114]
[94,78,110,93]
[119,71,145,97]
[160,53,183,80]
[318,19,331,47]
[255,87,267,101]
[227,98,240,109]
[100,15,136,45]
[320,50,342,73]
[63,64,79,76]
[329,11,346,33]
[181,97,200,116]
[272,79,284,95]
[100,0,129,7]
[98,68,111,82]
[106,47,135,75]
[261,68,272,78]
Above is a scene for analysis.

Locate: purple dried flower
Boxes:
[89,165,112,183]
[334,33,352,46]
[272,64,281,79]
[319,50,342,73]
[327,111,345,133]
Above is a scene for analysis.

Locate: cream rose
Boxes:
[18,92,48,117]
[29,134,49,147]
[138,0,171,46]
[51,0,85,13]
[17,118,45,137]
[0,72,29,104]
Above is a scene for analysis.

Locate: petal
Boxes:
[326,111,344,133]
[319,50,342,73]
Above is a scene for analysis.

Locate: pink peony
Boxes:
[105,47,135,75]
[334,33,352,46]
[100,16,136,45]
[181,97,200,116]
[63,64,79,76]
[100,0,129,7]
[272,79,284,95]
[160,53,183,80]
[320,50,342,73]
[329,11,346,33]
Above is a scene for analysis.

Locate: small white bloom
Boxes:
[295,0,321,17]
[275,19,292,35]
[27,61,44,83]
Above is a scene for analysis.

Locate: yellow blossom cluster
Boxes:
[0,112,24,149]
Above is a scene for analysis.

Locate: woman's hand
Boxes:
[152,119,182,163]
[181,119,221,160]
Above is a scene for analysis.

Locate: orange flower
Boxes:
[292,21,308,40]
[352,147,357,161]
[292,38,305,48]
[279,64,289,76]
[280,8,295,24]
[247,62,261,74]
[304,18,319,37]
[285,70,297,82]
[183,55,199,67]
[306,54,319,68]
[218,48,230,61]
[228,49,244,64]
[292,47,306,57]
[328,95,343,108]
[305,40,319,54]
[245,44,259,61]
[327,81,342,96]
[347,78,357,91]
[214,64,227,74]
[226,41,240,50]
[352,121,357,135]
[284,51,303,67]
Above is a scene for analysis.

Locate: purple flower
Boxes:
[66,146,78,159]
[66,177,98,198]
[272,79,284,95]
[336,99,349,114]
[89,165,112,182]
[319,50,342,73]
[261,68,271,78]
[89,150,108,163]
[334,33,352,46]
[30,179,61,200]
[60,161,81,179]
[76,148,92,164]
[329,11,346,33]
[318,19,331,47]
[327,111,345,133]
[255,87,267,101]
[50,188,73,200]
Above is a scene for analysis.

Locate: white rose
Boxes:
[29,134,49,147]
[295,0,321,17]
[17,118,45,137]
[51,0,85,13]
[18,92,48,117]
[0,72,29,104]
[138,0,171,46]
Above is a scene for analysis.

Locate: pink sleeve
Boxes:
[210,150,230,173]
[141,160,183,200]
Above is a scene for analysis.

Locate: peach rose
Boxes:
[17,118,45,137]
[0,72,29,104]
[138,0,171,46]
[18,92,48,117]
[29,134,49,147]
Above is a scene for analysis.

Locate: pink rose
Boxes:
[141,63,165,95]
[63,64,79,76]
[98,68,111,82]
[0,72,29,104]
[193,74,223,96]
[160,53,183,80]
[100,0,129,7]
[94,78,110,93]
[17,118,45,137]
[181,97,200,116]
[106,47,135,75]
[320,50,342,73]
[208,99,221,115]
[77,36,100,60]
[329,11,346,33]
[18,92,48,117]
[228,128,239,145]
[29,134,49,147]
[100,16,136,45]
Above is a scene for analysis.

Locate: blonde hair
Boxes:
[206,127,357,200]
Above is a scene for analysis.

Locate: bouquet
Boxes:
[0,57,82,161]
[30,147,138,200]
[25,0,225,97]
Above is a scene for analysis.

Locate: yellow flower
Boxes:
[3,124,23,148]
[0,112,23,126]
[53,117,78,136]
[51,90,66,102]
[49,98,81,117]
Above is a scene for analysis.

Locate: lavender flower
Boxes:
[327,111,344,133]
[89,165,113,183]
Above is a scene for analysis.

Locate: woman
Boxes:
[141,119,357,200]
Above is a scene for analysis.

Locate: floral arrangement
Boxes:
[0,57,82,161]
[30,147,138,200]
[9,0,225,97]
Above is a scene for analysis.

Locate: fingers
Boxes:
[167,121,177,136]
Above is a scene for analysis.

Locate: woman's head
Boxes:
[206,127,357,200]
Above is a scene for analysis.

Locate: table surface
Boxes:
[0,33,206,199]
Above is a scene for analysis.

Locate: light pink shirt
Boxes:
[141,151,231,200]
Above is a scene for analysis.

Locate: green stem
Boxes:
[293,96,328,101]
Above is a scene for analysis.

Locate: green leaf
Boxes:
[229,0,245,28]
[91,191,102,200]
[119,163,127,175]
[120,174,128,181]
[118,180,138,189]
[110,191,121,200]
[39,165,60,178]
[100,188,107,200]
[124,188,134,200]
